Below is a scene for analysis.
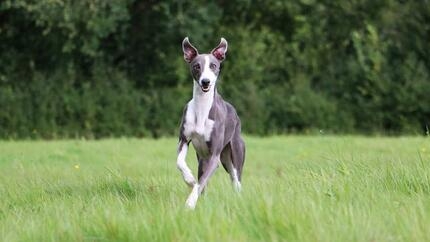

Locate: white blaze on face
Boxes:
[199,56,217,88]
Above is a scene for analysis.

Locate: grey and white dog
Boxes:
[176,37,245,209]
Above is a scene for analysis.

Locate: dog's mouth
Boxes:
[196,79,211,92]
[201,85,210,92]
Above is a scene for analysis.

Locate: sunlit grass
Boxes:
[0,136,429,241]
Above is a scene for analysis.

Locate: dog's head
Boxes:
[182,37,228,93]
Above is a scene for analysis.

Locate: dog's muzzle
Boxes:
[200,79,210,92]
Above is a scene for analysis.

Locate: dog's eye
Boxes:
[193,64,200,71]
[209,63,216,70]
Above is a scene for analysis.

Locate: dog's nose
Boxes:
[201,79,210,87]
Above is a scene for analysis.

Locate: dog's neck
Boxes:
[192,81,215,129]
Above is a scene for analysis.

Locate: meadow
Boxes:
[0,136,429,242]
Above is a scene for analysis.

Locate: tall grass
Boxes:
[0,136,429,241]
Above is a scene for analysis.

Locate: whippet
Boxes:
[176,37,246,209]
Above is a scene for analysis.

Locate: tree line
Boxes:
[0,0,429,138]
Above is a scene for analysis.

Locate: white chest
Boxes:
[183,102,215,141]
[183,95,215,156]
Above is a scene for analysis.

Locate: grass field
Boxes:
[0,136,429,241]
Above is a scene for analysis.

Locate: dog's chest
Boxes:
[183,100,215,155]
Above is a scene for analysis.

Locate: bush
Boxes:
[0,0,429,138]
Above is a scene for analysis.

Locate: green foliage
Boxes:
[0,0,429,138]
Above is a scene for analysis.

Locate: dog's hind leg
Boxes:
[230,133,245,191]
[220,144,240,192]
[220,144,232,173]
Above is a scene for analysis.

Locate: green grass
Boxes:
[0,136,429,241]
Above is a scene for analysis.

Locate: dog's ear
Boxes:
[182,37,198,63]
[211,38,228,62]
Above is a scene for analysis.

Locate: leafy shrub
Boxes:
[0,0,429,138]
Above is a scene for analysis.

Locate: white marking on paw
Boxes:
[234,181,242,192]
[232,168,241,192]
[176,144,196,186]
[185,184,200,209]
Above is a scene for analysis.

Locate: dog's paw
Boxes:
[185,199,197,210]
[234,181,242,192]
[185,184,199,209]
[183,173,196,188]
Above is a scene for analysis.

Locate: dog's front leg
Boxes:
[185,155,220,209]
[176,139,196,187]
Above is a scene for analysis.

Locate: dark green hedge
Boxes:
[0,0,429,138]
